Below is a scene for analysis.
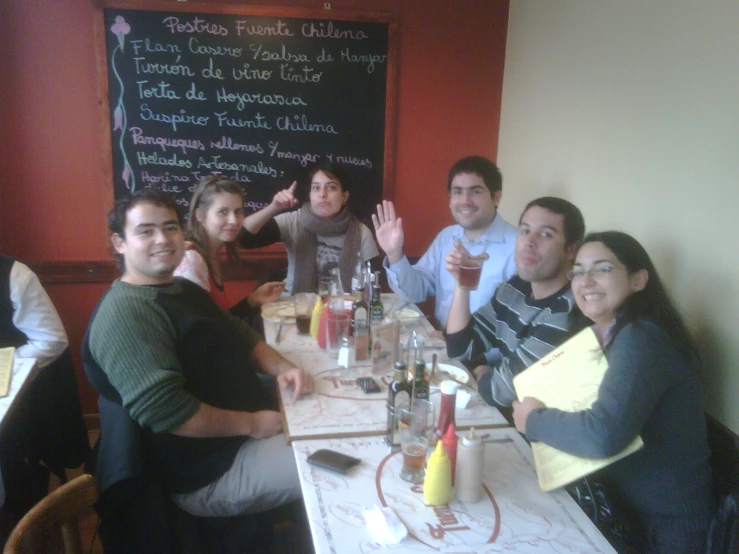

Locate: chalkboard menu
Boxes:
[96,2,397,221]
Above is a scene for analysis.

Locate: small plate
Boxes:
[426,363,470,389]
[262,299,296,322]
[395,307,421,319]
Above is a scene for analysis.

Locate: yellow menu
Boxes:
[0,347,15,397]
[513,328,643,492]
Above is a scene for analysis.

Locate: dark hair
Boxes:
[520,197,585,246]
[107,189,184,270]
[188,174,245,274]
[582,231,699,362]
[308,159,352,194]
[447,156,503,196]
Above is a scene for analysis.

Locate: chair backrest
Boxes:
[3,474,99,554]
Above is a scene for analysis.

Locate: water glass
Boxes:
[398,399,435,483]
[325,313,350,359]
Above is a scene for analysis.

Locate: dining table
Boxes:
[263,295,615,553]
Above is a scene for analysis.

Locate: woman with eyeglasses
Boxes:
[512,231,713,553]
[241,160,379,294]
[174,174,284,313]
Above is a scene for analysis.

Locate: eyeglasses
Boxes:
[567,265,623,281]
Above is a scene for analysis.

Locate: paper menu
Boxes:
[0,347,15,397]
[513,328,643,492]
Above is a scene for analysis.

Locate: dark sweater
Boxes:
[84,278,270,494]
[526,321,713,528]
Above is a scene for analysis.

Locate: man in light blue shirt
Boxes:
[372,156,517,331]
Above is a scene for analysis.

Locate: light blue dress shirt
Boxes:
[383,213,518,328]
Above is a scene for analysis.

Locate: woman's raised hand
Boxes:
[248,281,285,308]
[271,181,299,211]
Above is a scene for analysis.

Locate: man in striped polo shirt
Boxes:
[446,197,585,408]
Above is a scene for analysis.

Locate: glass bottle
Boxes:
[350,249,364,302]
[385,361,411,448]
[412,358,430,401]
[370,271,384,324]
[328,267,345,315]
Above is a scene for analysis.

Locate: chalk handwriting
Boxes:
[276,114,338,134]
[232,63,273,81]
[279,64,322,83]
[214,111,272,130]
[250,43,310,63]
[139,104,209,131]
[162,16,228,36]
[188,37,242,57]
[234,19,293,37]
[197,156,278,177]
[210,136,265,154]
[215,87,307,110]
[130,127,205,153]
[136,80,181,100]
[129,39,181,56]
[301,21,368,40]
[133,56,195,76]
[137,151,193,168]
[340,48,387,73]
[267,141,321,167]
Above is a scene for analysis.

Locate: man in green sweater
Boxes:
[84,189,313,517]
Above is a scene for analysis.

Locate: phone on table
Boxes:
[306,449,361,475]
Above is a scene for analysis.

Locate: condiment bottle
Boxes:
[456,427,485,503]
[435,380,459,440]
[423,441,452,506]
[310,296,324,339]
[369,271,384,324]
[442,422,458,486]
[412,359,429,401]
[385,361,410,448]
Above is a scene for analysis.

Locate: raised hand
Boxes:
[444,240,468,283]
[271,181,299,211]
[371,200,405,264]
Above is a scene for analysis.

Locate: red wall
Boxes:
[0,0,509,412]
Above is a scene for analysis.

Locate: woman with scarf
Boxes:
[242,160,379,294]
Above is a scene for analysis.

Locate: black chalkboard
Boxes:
[96,1,397,222]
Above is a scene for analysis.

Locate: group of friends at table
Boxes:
[0,155,715,552]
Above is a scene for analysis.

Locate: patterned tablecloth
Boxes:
[293,427,616,554]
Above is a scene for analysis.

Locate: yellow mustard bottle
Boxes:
[310,296,324,339]
[423,440,452,506]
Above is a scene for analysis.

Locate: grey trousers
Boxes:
[171,433,302,517]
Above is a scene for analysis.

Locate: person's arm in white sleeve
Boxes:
[173,249,211,292]
[10,262,68,368]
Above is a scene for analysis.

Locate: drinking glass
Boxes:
[294,293,315,335]
[398,399,435,483]
[459,254,486,291]
[325,313,350,359]
[318,277,332,304]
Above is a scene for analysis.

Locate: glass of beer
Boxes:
[294,293,315,335]
[398,399,434,483]
[458,253,486,291]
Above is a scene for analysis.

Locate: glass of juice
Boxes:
[294,293,315,335]
[458,254,486,291]
[398,399,434,483]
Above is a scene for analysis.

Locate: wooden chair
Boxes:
[3,474,98,554]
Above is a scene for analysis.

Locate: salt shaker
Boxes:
[456,427,485,503]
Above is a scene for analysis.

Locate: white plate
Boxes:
[426,363,470,389]
[395,307,421,319]
[261,300,296,322]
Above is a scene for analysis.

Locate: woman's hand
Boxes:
[512,396,546,434]
[248,281,285,308]
[271,181,299,211]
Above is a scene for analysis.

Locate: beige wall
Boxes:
[497,2,739,432]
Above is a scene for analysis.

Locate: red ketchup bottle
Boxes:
[442,422,458,486]
[436,380,459,440]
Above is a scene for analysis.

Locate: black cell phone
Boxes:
[306,449,361,474]
[356,377,381,394]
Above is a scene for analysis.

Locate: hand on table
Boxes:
[250,410,283,439]
[278,368,314,402]
[248,281,285,308]
[271,181,299,211]
[372,200,404,264]
[512,396,546,434]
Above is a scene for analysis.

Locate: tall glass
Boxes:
[459,254,486,291]
[398,399,435,483]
